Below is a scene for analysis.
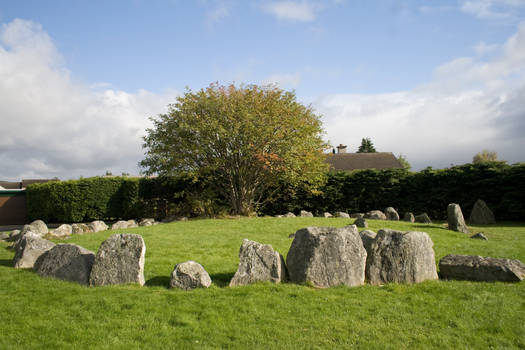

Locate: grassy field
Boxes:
[1,217,524,349]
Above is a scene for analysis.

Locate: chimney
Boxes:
[336,144,347,154]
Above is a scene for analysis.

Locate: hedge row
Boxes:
[261,162,525,221]
[26,162,525,222]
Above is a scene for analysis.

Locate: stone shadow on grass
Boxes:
[0,259,12,267]
[411,224,449,231]
[146,276,170,288]
[209,272,235,288]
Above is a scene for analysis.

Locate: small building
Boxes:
[326,144,403,172]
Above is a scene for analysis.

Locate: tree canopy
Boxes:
[473,150,499,164]
[140,83,329,215]
[357,137,376,153]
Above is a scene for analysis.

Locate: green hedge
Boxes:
[26,162,525,223]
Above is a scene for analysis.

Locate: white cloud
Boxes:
[460,0,525,19]
[262,72,301,88]
[313,21,525,170]
[474,41,499,55]
[262,1,318,22]
[0,19,175,181]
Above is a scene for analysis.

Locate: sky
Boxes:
[0,0,524,181]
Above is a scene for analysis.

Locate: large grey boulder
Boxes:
[366,229,438,285]
[364,210,387,220]
[447,203,469,233]
[72,223,92,235]
[49,224,72,238]
[414,213,432,224]
[13,235,55,269]
[300,210,314,218]
[0,232,9,241]
[322,212,333,218]
[469,200,496,225]
[439,255,525,282]
[89,234,146,286]
[286,225,366,288]
[229,239,287,286]
[6,229,21,242]
[34,244,95,285]
[111,220,137,230]
[21,220,48,237]
[139,218,156,227]
[170,261,212,290]
[471,232,488,240]
[353,217,368,228]
[359,229,377,269]
[384,207,400,221]
[284,212,296,218]
[334,212,350,218]
[88,220,108,233]
[403,212,415,223]
[350,213,364,219]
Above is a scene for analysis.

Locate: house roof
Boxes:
[325,152,403,171]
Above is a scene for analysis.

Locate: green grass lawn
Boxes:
[1,218,524,349]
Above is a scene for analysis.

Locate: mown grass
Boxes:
[1,217,524,349]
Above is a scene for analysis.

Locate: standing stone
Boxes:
[89,234,146,286]
[139,218,155,227]
[88,220,108,232]
[414,213,432,224]
[300,210,314,218]
[359,229,377,269]
[469,200,496,225]
[364,210,387,220]
[403,212,415,223]
[447,203,469,233]
[384,207,400,221]
[439,255,525,282]
[229,239,287,286]
[21,220,48,237]
[322,212,333,218]
[471,232,488,240]
[334,212,350,218]
[284,212,296,218]
[13,235,55,269]
[353,217,368,228]
[286,225,366,288]
[49,224,72,238]
[366,229,438,285]
[170,261,212,290]
[34,244,95,285]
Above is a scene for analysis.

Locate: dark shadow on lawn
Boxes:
[210,272,235,287]
[145,276,170,288]
[0,259,13,267]
[411,224,449,231]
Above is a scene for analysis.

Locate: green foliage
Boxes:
[262,162,525,221]
[1,218,524,349]
[140,83,329,215]
[357,137,376,153]
[397,154,411,170]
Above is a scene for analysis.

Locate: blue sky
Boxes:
[1,0,525,180]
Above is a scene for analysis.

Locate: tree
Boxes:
[397,154,411,170]
[140,83,329,215]
[473,150,498,164]
[357,137,376,153]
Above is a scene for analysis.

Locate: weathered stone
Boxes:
[359,230,377,255]
[284,212,296,218]
[72,223,91,234]
[334,212,350,218]
[384,207,400,221]
[229,239,287,286]
[111,221,129,230]
[89,234,146,286]
[274,215,284,218]
[469,200,496,225]
[353,217,368,228]
[322,212,333,218]
[49,224,72,238]
[366,229,438,285]
[286,225,366,288]
[7,229,21,242]
[447,203,469,233]
[0,232,9,240]
[471,232,488,240]
[403,212,415,223]
[439,255,525,282]
[414,213,432,224]
[21,220,48,237]
[350,213,364,219]
[299,210,314,218]
[170,261,212,290]
[13,235,55,269]
[139,218,155,227]
[34,244,95,285]
[288,233,295,238]
[162,215,188,223]
[126,220,138,228]
[364,210,387,220]
[88,220,108,233]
